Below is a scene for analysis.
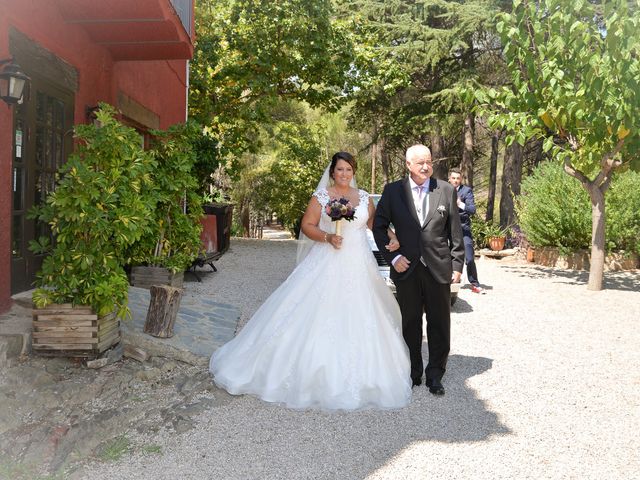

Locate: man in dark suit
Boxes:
[448,168,484,294]
[373,145,464,395]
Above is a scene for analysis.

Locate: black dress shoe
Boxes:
[412,377,422,387]
[426,378,445,395]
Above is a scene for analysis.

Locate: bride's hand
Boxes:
[385,238,400,252]
[327,233,342,249]
[385,228,400,252]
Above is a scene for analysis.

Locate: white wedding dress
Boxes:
[209,188,411,410]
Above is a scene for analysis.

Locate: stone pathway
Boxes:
[124,287,239,366]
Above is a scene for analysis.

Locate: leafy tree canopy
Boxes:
[189,0,354,157]
[480,0,640,175]
[341,0,508,149]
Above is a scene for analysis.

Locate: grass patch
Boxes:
[97,435,131,462]
[140,444,162,455]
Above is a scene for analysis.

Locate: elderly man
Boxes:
[373,145,464,395]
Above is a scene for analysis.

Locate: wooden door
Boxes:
[11,79,74,293]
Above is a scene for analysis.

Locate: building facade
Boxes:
[0,0,195,312]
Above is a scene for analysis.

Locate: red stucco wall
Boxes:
[0,0,191,312]
[0,73,12,313]
[0,16,15,312]
[114,60,187,128]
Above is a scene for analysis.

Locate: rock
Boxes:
[123,344,148,362]
[106,343,124,363]
[85,343,123,369]
[86,358,109,369]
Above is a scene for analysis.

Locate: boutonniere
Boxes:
[437,205,446,217]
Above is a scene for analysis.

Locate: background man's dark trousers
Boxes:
[462,230,479,287]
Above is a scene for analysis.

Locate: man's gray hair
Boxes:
[406,144,431,163]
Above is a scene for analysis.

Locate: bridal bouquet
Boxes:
[325,197,356,235]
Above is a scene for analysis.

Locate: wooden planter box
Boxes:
[130,266,184,289]
[32,305,120,358]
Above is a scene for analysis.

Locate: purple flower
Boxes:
[325,197,356,222]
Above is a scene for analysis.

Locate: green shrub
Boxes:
[126,122,203,272]
[605,169,640,254]
[29,104,154,317]
[516,161,640,254]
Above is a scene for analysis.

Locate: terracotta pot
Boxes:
[487,236,506,251]
[526,246,535,262]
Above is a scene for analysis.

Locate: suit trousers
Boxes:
[463,234,480,287]
[395,262,451,382]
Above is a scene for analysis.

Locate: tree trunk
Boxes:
[380,139,392,185]
[499,141,523,228]
[587,184,606,291]
[486,132,500,222]
[240,198,251,237]
[144,285,183,338]
[533,138,545,170]
[370,140,377,193]
[563,141,622,291]
[430,124,447,180]
[460,113,474,188]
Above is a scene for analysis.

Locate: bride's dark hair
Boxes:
[329,151,357,178]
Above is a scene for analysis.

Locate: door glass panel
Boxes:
[12,216,22,258]
[54,132,62,168]
[54,99,64,129]
[36,91,45,122]
[56,132,64,168]
[35,126,44,166]
[36,217,52,245]
[35,171,45,206]
[13,166,23,211]
[45,96,53,127]
[45,131,53,169]
[48,172,56,195]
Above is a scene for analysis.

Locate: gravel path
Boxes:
[80,238,640,480]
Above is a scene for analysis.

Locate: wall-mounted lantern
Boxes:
[0,57,30,105]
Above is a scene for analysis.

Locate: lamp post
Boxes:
[0,57,30,105]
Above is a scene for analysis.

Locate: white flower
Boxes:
[437,205,446,216]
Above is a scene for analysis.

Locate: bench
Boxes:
[187,251,223,282]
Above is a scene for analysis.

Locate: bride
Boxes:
[209,152,411,410]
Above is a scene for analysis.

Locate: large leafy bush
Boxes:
[516,162,640,254]
[29,104,154,317]
[126,122,203,272]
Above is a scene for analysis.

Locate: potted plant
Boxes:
[29,104,154,357]
[484,221,510,251]
[127,122,203,288]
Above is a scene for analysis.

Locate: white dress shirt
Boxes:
[391,177,429,267]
